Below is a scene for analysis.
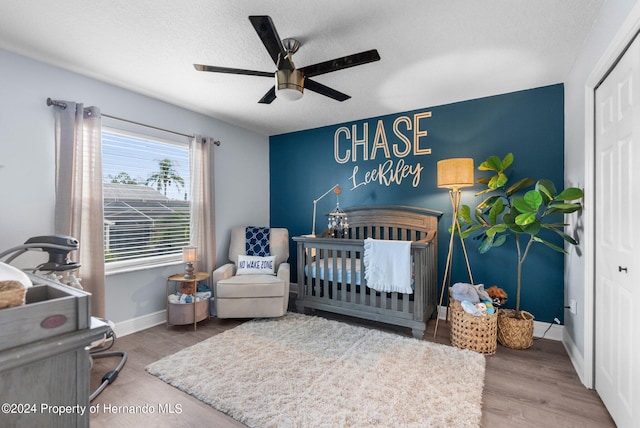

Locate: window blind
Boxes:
[102,128,191,268]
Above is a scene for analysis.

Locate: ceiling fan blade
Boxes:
[305,79,351,102]
[249,16,292,70]
[300,49,381,78]
[258,86,277,104]
[194,64,273,78]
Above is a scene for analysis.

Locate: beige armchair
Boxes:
[212,227,289,318]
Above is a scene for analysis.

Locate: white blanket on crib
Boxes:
[363,238,412,294]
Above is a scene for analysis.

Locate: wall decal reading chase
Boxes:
[334,112,431,189]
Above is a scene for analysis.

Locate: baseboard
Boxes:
[113,310,166,338]
[437,305,448,320]
[562,327,588,387]
[437,305,563,341]
[113,306,565,341]
[533,321,563,341]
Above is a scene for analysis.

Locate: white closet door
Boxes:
[595,35,640,428]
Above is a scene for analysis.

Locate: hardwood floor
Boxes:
[89,312,614,428]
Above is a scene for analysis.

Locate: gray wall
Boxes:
[0,48,270,324]
[564,0,639,384]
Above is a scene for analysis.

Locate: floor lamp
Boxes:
[433,158,475,338]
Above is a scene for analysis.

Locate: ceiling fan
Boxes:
[194,15,381,103]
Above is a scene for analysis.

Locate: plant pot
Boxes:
[497,308,534,349]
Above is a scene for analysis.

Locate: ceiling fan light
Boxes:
[276,69,304,101]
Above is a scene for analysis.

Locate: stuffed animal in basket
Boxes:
[450,282,491,303]
[486,286,508,307]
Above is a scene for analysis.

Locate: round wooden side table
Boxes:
[166,272,210,330]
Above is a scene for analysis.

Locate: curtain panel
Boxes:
[190,135,216,287]
[54,102,105,318]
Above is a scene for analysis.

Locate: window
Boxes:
[102,128,191,272]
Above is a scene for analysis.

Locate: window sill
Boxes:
[105,256,183,276]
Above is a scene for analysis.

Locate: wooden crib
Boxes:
[293,205,441,339]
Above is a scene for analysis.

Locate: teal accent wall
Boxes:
[270,84,565,323]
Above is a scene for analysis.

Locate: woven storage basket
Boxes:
[497,309,534,349]
[450,300,498,355]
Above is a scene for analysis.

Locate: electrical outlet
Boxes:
[569,299,577,315]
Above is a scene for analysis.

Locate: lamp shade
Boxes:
[182,246,198,263]
[437,158,475,189]
[275,69,304,101]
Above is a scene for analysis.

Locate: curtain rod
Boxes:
[46,98,221,146]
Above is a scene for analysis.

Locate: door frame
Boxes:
[584,3,640,389]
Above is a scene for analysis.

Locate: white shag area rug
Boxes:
[146,313,485,428]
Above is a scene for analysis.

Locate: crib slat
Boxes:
[298,243,307,298]
[331,251,338,303]
[358,251,367,305]
[322,251,329,301]
[349,252,356,304]
[413,247,424,321]
[314,249,321,297]
[308,246,313,297]
[306,247,313,296]
[340,255,347,302]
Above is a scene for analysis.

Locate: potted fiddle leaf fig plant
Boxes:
[458,153,584,349]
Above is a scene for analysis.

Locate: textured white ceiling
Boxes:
[0,0,604,136]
